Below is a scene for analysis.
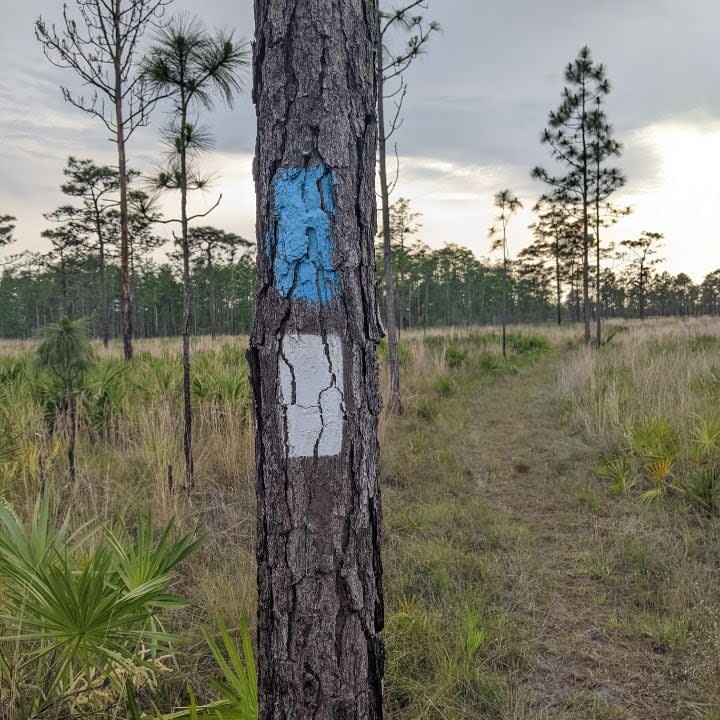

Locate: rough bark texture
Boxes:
[250,1,384,718]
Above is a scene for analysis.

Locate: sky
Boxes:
[1,0,719,281]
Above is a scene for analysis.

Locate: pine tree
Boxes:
[250,0,384,715]
[489,190,523,358]
[533,46,611,342]
[37,317,94,480]
[36,0,171,360]
[0,215,15,248]
[143,16,249,490]
[376,2,439,415]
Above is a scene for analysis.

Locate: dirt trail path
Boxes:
[464,352,704,720]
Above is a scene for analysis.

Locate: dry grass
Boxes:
[4,318,719,718]
[0,324,551,715]
[560,317,720,452]
[556,317,720,718]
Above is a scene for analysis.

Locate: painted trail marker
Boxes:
[268,165,345,458]
[278,333,345,458]
[267,165,338,305]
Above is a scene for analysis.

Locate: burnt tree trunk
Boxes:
[250,0,384,717]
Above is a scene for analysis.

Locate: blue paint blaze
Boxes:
[267,165,338,304]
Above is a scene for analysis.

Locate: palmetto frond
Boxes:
[691,414,720,457]
[646,457,674,483]
[0,497,199,697]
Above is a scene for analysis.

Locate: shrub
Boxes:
[417,399,439,422]
[477,352,515,376]
[689,334,720,352]
[153,618,258,720]
[0,495,201,716]
[506,332,550,355]
[434,375,454,397]
[446,346,468,369]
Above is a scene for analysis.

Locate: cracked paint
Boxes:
[266,165,338,304]
[278,333,345,458]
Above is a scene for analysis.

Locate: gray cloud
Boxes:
[1,0,719,278]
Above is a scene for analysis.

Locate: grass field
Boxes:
[1,319,719,718]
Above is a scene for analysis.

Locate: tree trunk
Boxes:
[376,12,401,416]
[207,246,216,339]
[60,253,68,316]
[594,159,602,348]
[501,234,507,359]
[639,265,645,320]
[114,0,133,361]
[95,202,110,348]
[579,81,591,342]
[66,383,76,481]
[582,203,591,340]
[250,1,384,717]
[180,106,194,491]
[554,240,562,325]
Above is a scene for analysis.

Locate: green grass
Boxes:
[381,331,549,718]
[5,319,720,718]
[0,328,551,718]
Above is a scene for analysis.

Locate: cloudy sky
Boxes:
[1,0,719,280]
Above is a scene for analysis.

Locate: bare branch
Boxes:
[387,143,401,195]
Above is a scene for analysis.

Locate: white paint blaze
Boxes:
[278,333,345,458]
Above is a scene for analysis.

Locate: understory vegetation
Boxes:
[560,318,720,718]
[562,318,720,514]
[0,328,546,718]
[2,320,720,718]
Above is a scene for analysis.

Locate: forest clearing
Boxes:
[1,319,719,718]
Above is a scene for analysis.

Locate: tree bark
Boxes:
[250,1,384,717]
[66,383,76,481]
[594,188,602,347]
[114,0,133,361]
[581,125,591,341]
[376,12,401,416]
[554,239,562,326]
[180,103,194,491]
[93,197,110,348]
[207,245,217,339]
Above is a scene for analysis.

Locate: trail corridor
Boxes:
[463,353,711,720]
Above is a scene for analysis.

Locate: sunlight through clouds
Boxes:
[389,121,720,282]
[612,119,720,281]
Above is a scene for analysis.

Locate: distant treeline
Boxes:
[1,240,718,339]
